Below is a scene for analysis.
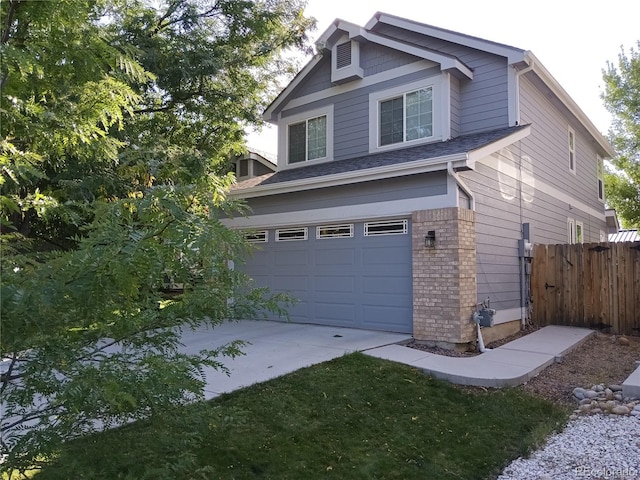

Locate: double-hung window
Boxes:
[288,115,327,164]
[379,87,433,146]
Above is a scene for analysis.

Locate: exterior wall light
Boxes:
[425,230,436,248]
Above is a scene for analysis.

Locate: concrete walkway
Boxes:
[365,325,594,387]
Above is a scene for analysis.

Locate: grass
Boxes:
[30,354,568,480]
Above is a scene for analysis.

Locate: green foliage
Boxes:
[33,354,568,480]
[601,41,640,228]
[1,0,313,475]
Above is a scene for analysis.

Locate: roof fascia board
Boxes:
[316,19,365,49]
[525,53,616,158]
[370,13,527,64]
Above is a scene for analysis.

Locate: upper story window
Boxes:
[597,155,605,202]
[369,77,442,153]
[279,105,334,167]
[379,88,433,146]
[568,126,576,174]
[289,115,327,163]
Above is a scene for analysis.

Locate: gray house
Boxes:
[224,13,615,349]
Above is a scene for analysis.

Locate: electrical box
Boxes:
[478,309,494,327]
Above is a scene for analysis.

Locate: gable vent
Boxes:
[335,42,352,69]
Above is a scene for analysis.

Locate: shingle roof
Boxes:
[232,125,527,191]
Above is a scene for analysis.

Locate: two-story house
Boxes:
[224,12,615,349]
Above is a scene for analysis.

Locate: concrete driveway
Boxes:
[179,320,412,399]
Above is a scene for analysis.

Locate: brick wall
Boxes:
[412,207,477,348]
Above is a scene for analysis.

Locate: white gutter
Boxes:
[447,161,475,210]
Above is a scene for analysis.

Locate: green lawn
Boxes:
[31,354,568,480]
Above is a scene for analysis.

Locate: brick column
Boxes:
[412,207,477,349]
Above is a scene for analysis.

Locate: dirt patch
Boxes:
[520,332,640,406]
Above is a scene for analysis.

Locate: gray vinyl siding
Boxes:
[519,75,606,216]
[361,43,422,76]
[370,24,510,134]
[281,66,442,161]
[245,172,448,216]
[450,76,461,138]
[293,57,333,98]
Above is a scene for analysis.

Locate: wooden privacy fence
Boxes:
[531,242,640,336]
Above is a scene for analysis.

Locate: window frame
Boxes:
[244,230,269,243]
[369,77,442,153]
[364,219,408,236]
[316,223,354,239]
[568,126,576,175]
[576,221,584,244]
[279,106,334,168]
[275,227,308,242]
[567,218,576,244]
[597,155,605,202]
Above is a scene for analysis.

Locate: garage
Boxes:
[240,218,413,333]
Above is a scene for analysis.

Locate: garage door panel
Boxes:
[315,248,356,266]
[362,246,410,266]
[315,275,355,293]
[362,305,412,329]
[274,249,308,266]
[315,302,356,323]
[362,276,409,294]
[274,275,309,292]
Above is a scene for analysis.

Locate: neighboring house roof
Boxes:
[608,230,640,242]
[605,208,621,233]
[231,125,530,198]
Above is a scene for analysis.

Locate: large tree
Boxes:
[601,41,640,228]
[0,0,313,475]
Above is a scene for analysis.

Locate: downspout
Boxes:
[513,55,535,125]
[514,56,534,328]
[447,162,475,211]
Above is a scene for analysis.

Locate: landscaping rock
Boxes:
[612,405,630,415]
[609,384,623,392]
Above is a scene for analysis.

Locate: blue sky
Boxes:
[247,0,640,153]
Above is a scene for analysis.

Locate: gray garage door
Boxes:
[240,219,412,333]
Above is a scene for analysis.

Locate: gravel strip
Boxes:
[498,415,640,480]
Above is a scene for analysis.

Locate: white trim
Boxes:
[280,61,437,114]
[368,76,442,153]
[275,227,308,242]
[466,125,531,169]
[222,193,453,229]
[364,219,408,236]
[477,151,606,222]
[567,218,576,244]
[278,105,334,169]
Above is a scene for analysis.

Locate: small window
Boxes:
[567,218,575,244]
[600,230,606,242]
[597,155,604,202]
[244,230,268,243]
[568,127,576,174]
[276,227,308,242]
[316,224,353,239]
[288,115,327,164]
[365,219,408,236]
[576,221,584,244]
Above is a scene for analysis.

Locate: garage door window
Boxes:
[244,230,268,243]
[364,219,408,236]
[276,227,308,242]
[316,224,353,239]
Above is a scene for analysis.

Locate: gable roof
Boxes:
[264,12,615,158]
[231,125,530,198]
